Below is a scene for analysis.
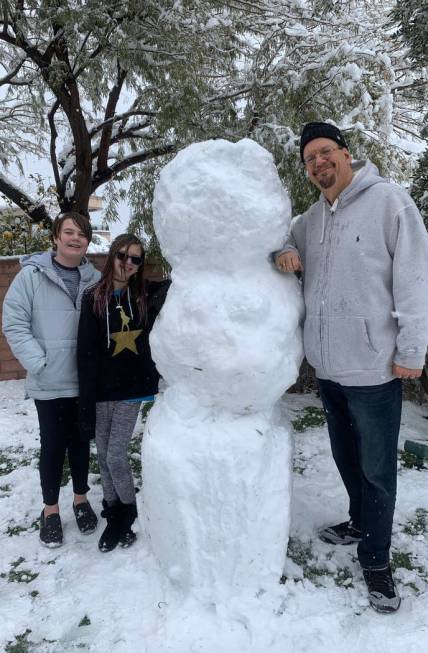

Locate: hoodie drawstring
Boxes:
[106,297,110,348]
[319,202,326,244]
[127,287,134,321]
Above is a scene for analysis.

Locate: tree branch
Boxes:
[73,42,105,79]
[0,57,25,85]
[48,18,92,214]
[43,28,66,63]
[0,172,51,227]
[97,62,127,174]
[71,29,92,73]
[88,110,157,138]
[91,143,179,192]
[393,122,424,140]
[58,110,157,168]
[48,99,62,195]
[59,119,153,190]
[72,21,124,80]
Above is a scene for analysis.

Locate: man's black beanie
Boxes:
[300,122,348,162]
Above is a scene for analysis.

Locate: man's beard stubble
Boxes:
[317,170,336,189]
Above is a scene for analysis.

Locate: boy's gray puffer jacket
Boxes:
[2,251,100,399]
[280,160,428,386]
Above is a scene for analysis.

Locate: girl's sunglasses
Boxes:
[116,251,143,266]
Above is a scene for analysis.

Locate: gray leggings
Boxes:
[95,401,141,506]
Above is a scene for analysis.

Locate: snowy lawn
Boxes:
[1,379,427,653]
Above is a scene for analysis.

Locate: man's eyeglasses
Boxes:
[116,251,143,266]
[303,146,343,167]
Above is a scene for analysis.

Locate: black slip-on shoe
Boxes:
[73,501,98,534]
[40,510,63,548]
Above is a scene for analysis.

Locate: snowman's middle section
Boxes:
[150,268,302,413]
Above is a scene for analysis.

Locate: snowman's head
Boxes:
[153,139,291,271]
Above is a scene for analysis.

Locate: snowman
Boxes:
[141,138,303,604]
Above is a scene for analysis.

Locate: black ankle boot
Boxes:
[119,502,138,548]
[98,500,121,553]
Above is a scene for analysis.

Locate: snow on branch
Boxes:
[91,142,178,191]
[88,110,158,138]
[58,119,155,190]
[48,99,62,193]
[0,171,51,226]
[0,57,25,85]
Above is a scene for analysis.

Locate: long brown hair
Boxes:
[91,233,146,322]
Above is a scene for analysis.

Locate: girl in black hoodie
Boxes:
[77,233,169,552]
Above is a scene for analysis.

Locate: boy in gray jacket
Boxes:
[275,122,428,613]
[2,212,100,547]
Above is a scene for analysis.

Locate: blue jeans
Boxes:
[317,378,402,569]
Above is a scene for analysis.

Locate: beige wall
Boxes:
[0,254,165,381]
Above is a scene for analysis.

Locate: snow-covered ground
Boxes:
[0,379,427,653]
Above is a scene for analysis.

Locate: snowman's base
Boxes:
[145,597,252,653]
[141,389,293,602]
[141,578,293,653]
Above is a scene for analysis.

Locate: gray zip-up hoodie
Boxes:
[2,251,100,399]
[281,159,428,386]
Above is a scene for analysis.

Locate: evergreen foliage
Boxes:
[390,0,428,66]
[411,140,428,230]
[390,1,428,230]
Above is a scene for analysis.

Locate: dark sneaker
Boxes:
[363,565,401,613]
[73,501,98,534]
[39,511,63,548]
[319,520,362,545]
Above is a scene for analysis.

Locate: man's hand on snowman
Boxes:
[275,251,304,273]
[392,364,422,379]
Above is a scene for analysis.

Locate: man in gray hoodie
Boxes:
[275,122,428,613]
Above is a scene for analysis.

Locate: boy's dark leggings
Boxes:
[34,397,90,506]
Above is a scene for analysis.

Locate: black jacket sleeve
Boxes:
[146,279,171,331]
[77,292,100,440]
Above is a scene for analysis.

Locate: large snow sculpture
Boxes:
[142,139,303,602]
